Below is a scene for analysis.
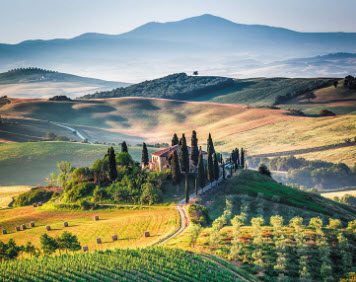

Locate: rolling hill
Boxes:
[1,14,356,81]
[83,73,336,107]
[0,68,129,99]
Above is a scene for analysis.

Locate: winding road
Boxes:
[50,121,92,143]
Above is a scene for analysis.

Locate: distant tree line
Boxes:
[83,73,235,100]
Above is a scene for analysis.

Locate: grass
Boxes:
[0,186,31,208]
[321,189,356,199]
[0,247,242,282]
[0,142,158,185]
[0,205,179,250]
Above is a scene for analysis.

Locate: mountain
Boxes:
[0,14,355,81]
[0,67,129,98]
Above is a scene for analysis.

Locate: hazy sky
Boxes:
[1,0,355,43]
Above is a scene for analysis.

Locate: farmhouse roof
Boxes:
[152,144,207,157]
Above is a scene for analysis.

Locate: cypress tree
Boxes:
[240,148,245,169]
[108,147,117,181]
[207,151,214,185]
[222,160,226,180]
[207,133,215,156]
[141,142,149,166]
[190,130,199,166]
[171,150,181,184]
[121,141,128,153]
[179,134,190,173]
[213,153,220,181]
[236,148,240,167]
[185,173,189,203]
[171,133,179,146]
[197,147,206,194]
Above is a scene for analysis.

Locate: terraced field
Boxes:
[0,247,246,282]
[0,205,179,250]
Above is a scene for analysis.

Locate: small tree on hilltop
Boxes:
[179,134,190,173]
[108,147,117,182]
[171,133,179,146]
[197,147,206,194]
[190,130,199,167]
[171,150,181,184]
[141,142,149,167]
[121,141,128,153]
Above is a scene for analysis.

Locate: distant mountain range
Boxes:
[0,14,355,81]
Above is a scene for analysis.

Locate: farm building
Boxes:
[147,144,207,172]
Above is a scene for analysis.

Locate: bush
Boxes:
[13,188,53,207]
[319,109,336,116]
[188,204,210,226]
[258,164,271,177]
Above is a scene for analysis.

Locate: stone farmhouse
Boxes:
[149,144,208,172]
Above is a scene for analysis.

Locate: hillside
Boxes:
[204,170,356,222]
[1,97,355,165]
[0,68,129,99]
[1,14,356,81]
[0,142,158,185]
[83,73,335,107]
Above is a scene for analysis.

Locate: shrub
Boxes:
[188,204,210,226]
[258,164,271,177]
[319,109,336,116]
[13,188,53,207]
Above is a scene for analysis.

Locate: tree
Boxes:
[258,164,271,177]
[193,71,199,75]
[333,80,338,88]
[171,151,181,184]
[240,148,245,169]
[222,160,226,180]
[213,153,219,181]
[196,147,206,193]
[0,239,22,261]
[207,133,215,156]
[179,134,190,173]
[171,133,179,146]
[141,142,149,167]
[107,147,117,182]
[305,92,316,102]
[57,232,81,253]
[57,161,72,188]
[121,141,128,153]
[185,173,189,203]
[190,130,199,167]
[207,150,214,185]
[40,234,58,255]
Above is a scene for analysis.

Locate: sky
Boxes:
[0,0,355,44]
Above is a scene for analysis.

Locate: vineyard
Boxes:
[0,247,243,282]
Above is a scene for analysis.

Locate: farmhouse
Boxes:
[149,144,207,172]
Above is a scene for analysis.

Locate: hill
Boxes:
[1,14,356,81]
[83,73,336,107]
[0,142,158,186]
[0,67,129,99]
[0,247,244,282]
[1,97,355,165]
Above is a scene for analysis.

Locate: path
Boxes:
[50,121,92,143]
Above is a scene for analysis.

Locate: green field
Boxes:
[0,142,157,185]
[0,247,246,282]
